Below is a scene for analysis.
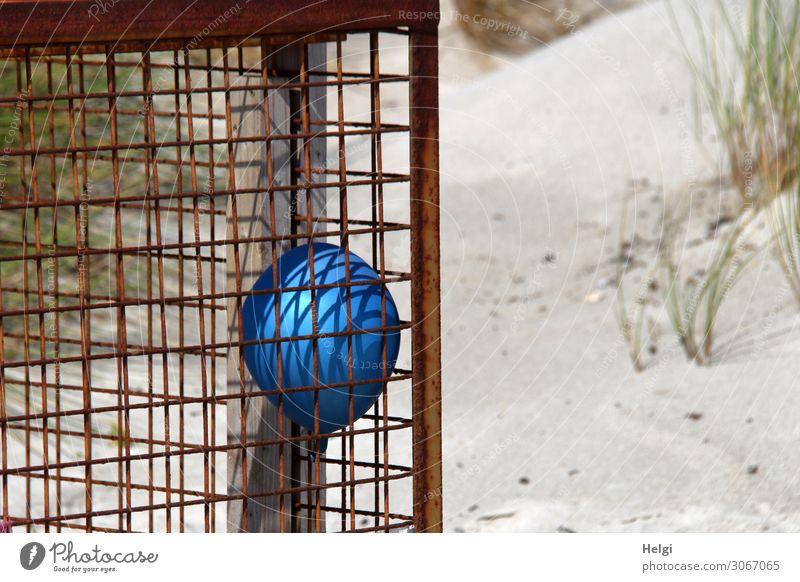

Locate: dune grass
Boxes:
[768,183,800,304]
[678,0,800,305]
[614,0,800,369]
[614,192,655,371]
[673,0,800,208]
[658,194,763,364]
[616,187,762,368]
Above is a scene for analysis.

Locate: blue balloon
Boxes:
[242,242,401,451]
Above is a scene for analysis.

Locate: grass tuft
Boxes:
[658,194,763,364]
[672,0,800,208]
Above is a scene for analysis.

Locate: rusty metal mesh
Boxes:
[0,31,419,533]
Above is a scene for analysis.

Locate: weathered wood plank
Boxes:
[226,43,328,532]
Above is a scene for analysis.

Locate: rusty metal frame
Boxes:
[0,0,442,533]
[409,26,442,533]
[0,0,439,46]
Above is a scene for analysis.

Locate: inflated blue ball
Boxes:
[242,242,400,450]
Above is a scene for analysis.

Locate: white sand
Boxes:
[428,0,800,532]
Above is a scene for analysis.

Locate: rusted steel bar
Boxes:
[0,180,411,212]
[0,278,413,321]
[0,0,437,45]
[2,423,415,476]
[0,224,411,263]
[0,75,410,107]
[409,24,443,533]
[0,33,347,58]
[0,126,410,158]
[1,374,414,426]
[4,469,416,529]
[1,322,413,371]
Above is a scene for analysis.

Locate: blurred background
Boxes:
[424,0,800,533]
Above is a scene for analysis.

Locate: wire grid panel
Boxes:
[0,31,418,533]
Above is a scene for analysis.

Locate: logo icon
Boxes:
[19,542,46,570]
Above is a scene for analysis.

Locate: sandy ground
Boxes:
[8,0,800,533]
[430,0,800,532]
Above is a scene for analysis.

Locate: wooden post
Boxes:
[226,43,327,532]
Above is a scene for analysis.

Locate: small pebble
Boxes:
[582,289,605,304]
